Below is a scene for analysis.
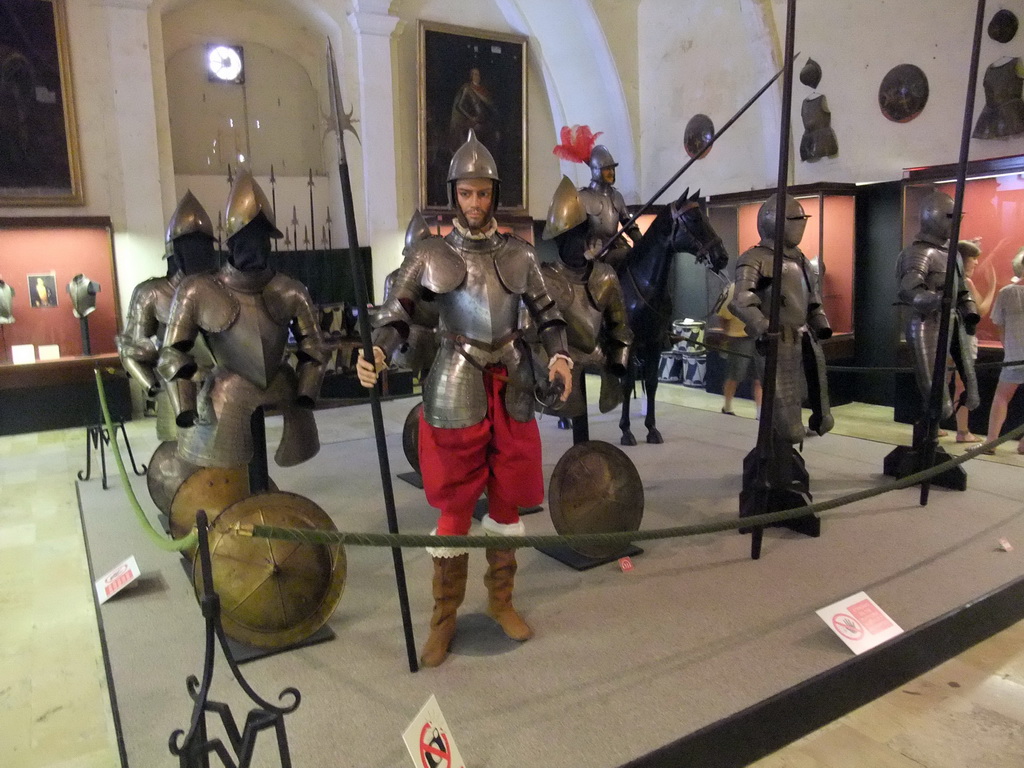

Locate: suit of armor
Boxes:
[799,94,839,161]
[158,172,326,468]
[537,175,632,418]
[118,190,218,442]
[896,192,979,418]
[579,145,641,270]
[729,194,833,444]
[973,57,1024,139]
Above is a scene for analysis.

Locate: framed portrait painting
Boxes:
[418,21,527,214]
[27,273,58,308]
[0,0,84,206]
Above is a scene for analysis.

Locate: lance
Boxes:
[303,224,309,250]
[593,52,797,263]
[290,205,299,252]
[327,39,418,672]
[326,207,333,250]
[919,0,987,506]
[308,168,316,258]
[744,0,798,560]
[226,162,234,186]
[270,164,278,251]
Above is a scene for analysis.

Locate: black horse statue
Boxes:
[618,188,729,445]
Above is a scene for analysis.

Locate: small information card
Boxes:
[816,591,903,655]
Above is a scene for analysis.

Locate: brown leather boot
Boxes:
[419,554,469,668]
[484,548,533,641]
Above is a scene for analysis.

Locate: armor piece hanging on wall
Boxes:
[684,113,714,160]
[972,57,1024,139]
[729,194,833,444]
[533,176,632,418]
[158,171,326,468]
[67,274,100,318]
[0,280,14,324]
[193,491,346,649]
[578,144,641,270]
[879,64,930,123]
[118,191,218,441]
[895,191,979,418]
[989,9,1019,44]
[799,58,822,89]
[548,440,644,559]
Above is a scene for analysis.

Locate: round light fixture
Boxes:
[207,45,244,83]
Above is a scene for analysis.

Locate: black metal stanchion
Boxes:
[169,510,301,768]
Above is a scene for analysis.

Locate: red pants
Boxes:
[419,369,543,535]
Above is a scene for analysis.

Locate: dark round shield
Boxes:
[146,441,199,515]
[193,491,346,649]
[799,58,822,89]
[402,402,423,475]
[548,440,644,559]
[684,114,714,160]
[989,9,1018,44]
[878,64,929,123]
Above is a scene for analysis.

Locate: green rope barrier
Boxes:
[94,369,198,553]
[246,422,1024,550]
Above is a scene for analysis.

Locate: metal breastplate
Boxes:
[897,241,947,301]
[68,279,98,318]
[434,238,521,344]
[544,263,602,353]
[0,284,13,322]
[580,185,622,244]
[756,256,811,331]
[206,274,289,389]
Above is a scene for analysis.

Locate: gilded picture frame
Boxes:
[418,21,528,214]
[0,0,84,206]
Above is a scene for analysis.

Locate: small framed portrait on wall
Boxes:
[28,273,58,308]
[418,21,528,214]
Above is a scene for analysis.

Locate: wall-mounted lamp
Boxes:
[207,44,244,84]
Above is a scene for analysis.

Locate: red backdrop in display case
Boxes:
[930,177,1024,346]
[0,224,118,361]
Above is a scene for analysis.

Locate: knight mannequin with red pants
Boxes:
[357,130,572,667]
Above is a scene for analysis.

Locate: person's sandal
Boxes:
[956,432,981,443]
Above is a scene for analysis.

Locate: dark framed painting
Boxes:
[0,0,84,206]
[27,273,58,307]
[418,21,527,214]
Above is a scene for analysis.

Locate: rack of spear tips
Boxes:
[215,164,335,254]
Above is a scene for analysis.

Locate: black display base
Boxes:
[519,505,544,516]
[739,440,820,559]
[537,544,643,571]
[397,471,423,489]
[157,513,171,535]
[883,444,967,491]
[472,498,489,521]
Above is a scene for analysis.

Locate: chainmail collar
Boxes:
[452,217,498,240]
[217,262,275,293]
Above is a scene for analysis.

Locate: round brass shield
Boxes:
[878,64,929,123]
[169,467,277,557]
[402,402,422,475]
[684,114,714,160]
[146,441,199,516]
[193,492,346,649]
[548,440,644,559]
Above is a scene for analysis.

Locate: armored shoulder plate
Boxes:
[540,263,575,313]
[735,244,774,275]
[183,274,239,334]
[494,235,535,295]
[263,273,312,327]
[415,236,466,294]
[586,262,621,309]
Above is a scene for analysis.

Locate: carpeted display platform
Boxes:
[79,397,1024,768]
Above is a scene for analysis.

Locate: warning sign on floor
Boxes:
[402,694,466,768]
[816,591,903,655]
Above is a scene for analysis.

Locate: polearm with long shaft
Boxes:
[918,0,987,506]
[327,39,418,673]
[747,0,799,559]
[591,53,797,263]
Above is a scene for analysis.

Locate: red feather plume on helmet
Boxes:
[552,125,602,164]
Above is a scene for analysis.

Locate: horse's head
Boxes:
[669,188,729,274]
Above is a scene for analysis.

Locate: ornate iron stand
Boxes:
[169,510,300,768]
[78,422,145,490]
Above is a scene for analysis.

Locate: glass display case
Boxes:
[0,217,128,435]
[706,183,857,350]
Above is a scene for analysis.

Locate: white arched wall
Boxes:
[495,0,638,200]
